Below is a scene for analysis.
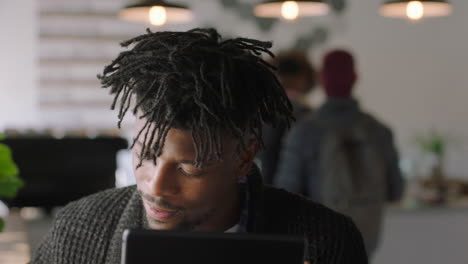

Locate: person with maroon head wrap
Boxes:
[321,50,357,98]
[275,49,405,260]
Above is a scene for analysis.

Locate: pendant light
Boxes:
[380,0,452,21]
[254,0,329,21]
[118,0,193,26]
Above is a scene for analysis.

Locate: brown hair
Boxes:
[270,50,316,94]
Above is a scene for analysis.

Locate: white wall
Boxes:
[0,0,38,130]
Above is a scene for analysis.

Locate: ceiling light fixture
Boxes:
[119,0,193,26]
[254,0,329,21]
[380,0,452,21]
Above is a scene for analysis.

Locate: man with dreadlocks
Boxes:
[31,28,367,264]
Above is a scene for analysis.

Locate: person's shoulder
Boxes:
[292,101,313,120]
[360,112,391,130]
[359,112,394,141]
[288,112,323,137]
[30,186,138,262]
[55,185,137,224]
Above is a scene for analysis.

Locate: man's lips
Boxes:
[143,201,180,221]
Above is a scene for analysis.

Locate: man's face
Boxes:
[132,117,253,232]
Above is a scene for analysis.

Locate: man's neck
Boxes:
[195,186,242,232]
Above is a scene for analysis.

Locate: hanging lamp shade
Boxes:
[380,0,452,20]
[118,0,193,26]
[254,0,329,20]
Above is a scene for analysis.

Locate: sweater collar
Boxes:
[318,97,359,114]
[316,97,361,126]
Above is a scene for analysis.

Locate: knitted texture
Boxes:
[30,171,367,264]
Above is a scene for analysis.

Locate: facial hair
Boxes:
[137,189,217,231]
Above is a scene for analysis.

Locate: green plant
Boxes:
[0,134,23,232]
[416,130,447,156]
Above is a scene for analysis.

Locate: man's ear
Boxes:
[235,142,259,180]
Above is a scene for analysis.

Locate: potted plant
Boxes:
[0,134,23,231]
[416,130,447,204]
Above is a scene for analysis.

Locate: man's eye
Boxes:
[178,168,204,178]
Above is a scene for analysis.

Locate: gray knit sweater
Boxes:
[30,169,367,264]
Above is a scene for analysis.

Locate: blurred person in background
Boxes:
[275,49,405,259]
[30,30,367,264]
[256,51,316,184]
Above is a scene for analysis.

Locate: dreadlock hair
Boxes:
[98,28,293,169]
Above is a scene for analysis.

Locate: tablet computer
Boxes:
[122,229,305,264]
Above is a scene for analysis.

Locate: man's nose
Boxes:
[146,159,181,197]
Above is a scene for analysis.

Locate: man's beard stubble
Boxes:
[137,189,217,231]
